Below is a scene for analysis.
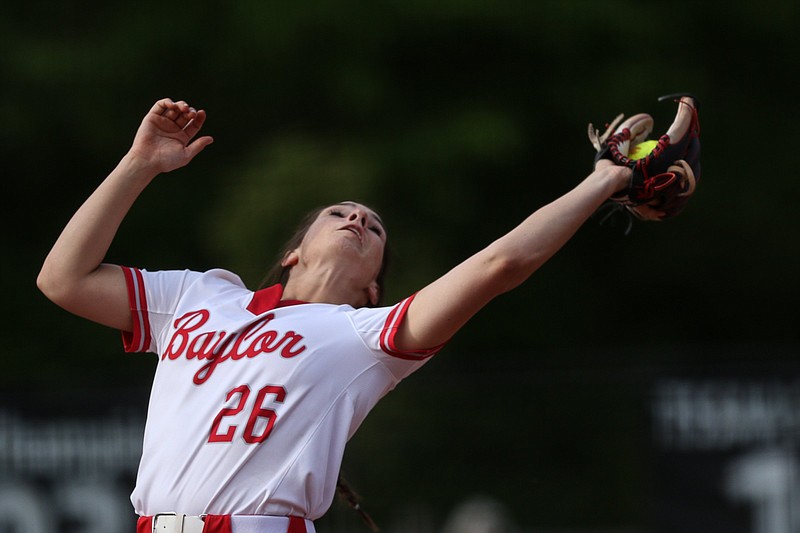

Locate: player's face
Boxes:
[293,201,387,283]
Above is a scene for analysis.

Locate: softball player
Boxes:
[38,98,631,533]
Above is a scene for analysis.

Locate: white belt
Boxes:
[153,515,204,533]
[152,514,315,533]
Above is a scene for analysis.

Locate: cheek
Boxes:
[304,219,326,240]
[297,222,327,252]
[368,240,386,274]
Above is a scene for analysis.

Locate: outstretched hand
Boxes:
[128,98,214,175]
[594,158,634,193]
[594,158,666,219]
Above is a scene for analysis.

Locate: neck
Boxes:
[282,267,371,308]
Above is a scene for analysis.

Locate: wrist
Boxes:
[119,151,161,183]
[598,165,632,194]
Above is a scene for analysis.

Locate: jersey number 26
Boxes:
[208,384,287,444]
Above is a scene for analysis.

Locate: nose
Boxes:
[348,209,367,226]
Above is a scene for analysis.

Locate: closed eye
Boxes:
[329,206,384,237]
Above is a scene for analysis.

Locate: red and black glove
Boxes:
[589,94,701,221]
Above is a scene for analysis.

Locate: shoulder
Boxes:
[346,296,442,356]
[196,268,248,287]
[131,267,247,290]
[126,267,251,315]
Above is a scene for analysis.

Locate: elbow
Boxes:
[482,251,542,295]
[37,265,61,303]
[37,261,72,307]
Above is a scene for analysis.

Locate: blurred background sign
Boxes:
[652,369,800,533]
[0,409,142,533]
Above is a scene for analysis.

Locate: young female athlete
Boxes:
[38,98,632,533]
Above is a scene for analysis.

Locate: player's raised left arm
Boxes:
[394,161,631,351]
[37,99,213,331]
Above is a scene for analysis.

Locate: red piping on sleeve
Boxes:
[121,266,152,353]
[379,293,445,360]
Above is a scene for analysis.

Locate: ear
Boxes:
[367,281,381,307]
[281,250,299,268]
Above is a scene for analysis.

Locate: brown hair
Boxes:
[336,474,380,531]
[258,204,390,307]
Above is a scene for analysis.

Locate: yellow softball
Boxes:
[628,139,659,160]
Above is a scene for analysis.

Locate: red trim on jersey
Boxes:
[122,266,152,353]
[246,284,284,315]
[247,284,313,314]
[380,293,445,360]
[277,299,309,308]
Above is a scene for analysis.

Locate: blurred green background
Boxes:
[2,0,798,531]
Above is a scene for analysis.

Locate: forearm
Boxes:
[395,165,629,351]
[480,165,629,292]
[37,153,156,304]
[38,98,212,330]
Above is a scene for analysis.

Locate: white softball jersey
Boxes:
[121,267,440,519]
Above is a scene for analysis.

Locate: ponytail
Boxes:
[336,474,379,532]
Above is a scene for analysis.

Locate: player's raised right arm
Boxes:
[37,98,213,331]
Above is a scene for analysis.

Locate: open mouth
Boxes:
[341,226,363,243]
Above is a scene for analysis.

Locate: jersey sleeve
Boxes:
[120,267,203,354]
[348,293,446,381]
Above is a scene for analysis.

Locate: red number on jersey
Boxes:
[208,385,250,443]
[208,384,287,444]
[243,385,286,444]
